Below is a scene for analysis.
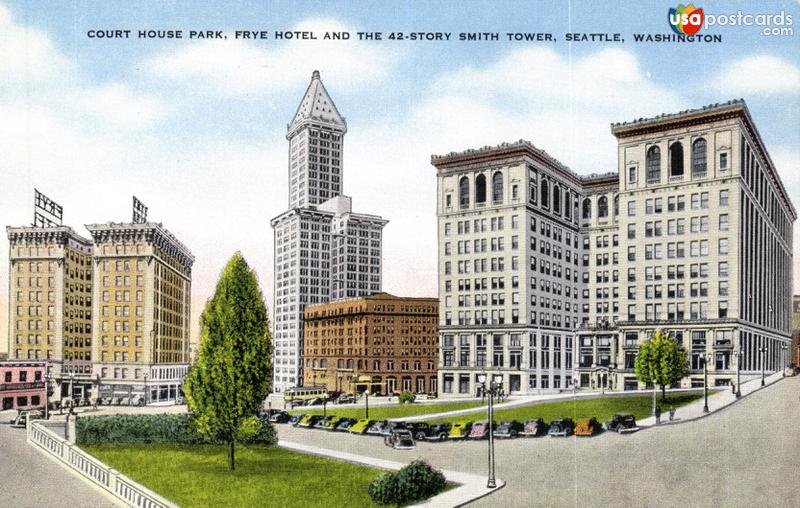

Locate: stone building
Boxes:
[303,293,438,395]
[271,71,387,392]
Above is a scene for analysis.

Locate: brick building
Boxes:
[0,361,46,410]
[303,293,438,395]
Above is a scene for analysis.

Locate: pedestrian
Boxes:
[655,405,661,425]
[669,406,675,422]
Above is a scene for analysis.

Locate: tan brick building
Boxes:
[303,293,438,395]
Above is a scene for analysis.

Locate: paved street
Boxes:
[278,376,800,507]
[0,415,116,507]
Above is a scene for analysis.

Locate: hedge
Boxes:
[368,460,446,506]
[76,414,276,446]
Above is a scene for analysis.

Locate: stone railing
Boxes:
[27,420,178,508]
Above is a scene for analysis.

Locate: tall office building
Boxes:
[271,71,387,392]
[86,221,194,403]
[436,100,795,395]
[433,141,585,396]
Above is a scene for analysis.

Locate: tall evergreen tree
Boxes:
[634,330,689,400]
[184,253,272,470]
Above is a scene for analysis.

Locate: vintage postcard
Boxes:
[0,1,798,507]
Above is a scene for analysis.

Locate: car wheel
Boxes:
[416,432,425,441]
[510,430,518,438]
[438,433,448,440]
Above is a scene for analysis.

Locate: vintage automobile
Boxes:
[468,421,493,439]
[519,418,549,437]
[366,420,389,435]
[377,421,407,437]
[348,419,374,434]
[547,418,575,437]
[336,393,356,404]
[418,423,452,441]
[268,411,291,424]
[334,418,358,432]
[407,422,431,441]
[314,416,336,430]
[10,409,44,428]
[604,414,640,434]
[448,421,473,439]
[493,420,524,439]
[383,429,416,450]
[298,415,323,428]
[288,413,306,426]
[319,416,343,430]
[575,417,603,437]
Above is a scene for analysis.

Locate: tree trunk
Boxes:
[229,440,235,470]
[661,384,667,402]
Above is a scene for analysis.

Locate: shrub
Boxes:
[76,414,276,446]
[368,460,446,506]
[398,391,415,405]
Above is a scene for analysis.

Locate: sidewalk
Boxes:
[638,371,785,427]
[278,440,504,508]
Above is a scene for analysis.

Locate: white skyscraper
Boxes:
[271,71,387,392]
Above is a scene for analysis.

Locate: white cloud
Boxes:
[80,83,169,127]
[709,55,800,95]
[145,18,401,96]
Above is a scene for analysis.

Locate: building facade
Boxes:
[433,141,584,397]
[792,295,800,367]
[271,71,387,392]
[303,293,438,395]
[435,100,795,396]
[86,222,194,404]
[0,361,46,410]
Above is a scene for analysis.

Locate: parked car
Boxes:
[269,411,291,424]
[10,409,44,428]
[407,422,431,441]
[306,397,323,406]
[604,414,640,434]
[131,395,145,407]
[366,420,389,435]
[314,416,336,430]
[520,418,549,437]
[575,417,603,437]
[298,415,323,428]
[493,420,524,439]
[419,423,452,441]
[348,419,374,434]
[377,421,407,437]
[289,413,306,426]
[468,421,493,439]
[334,418,358,432]
[384,429,416,450]
[319,416,342,430]
[448,421,472,439]
[547,418,574,437]
[336,393,356,404]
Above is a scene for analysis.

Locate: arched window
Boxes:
[598,196,609,218]
[670,142,684,177]
[357,360,363,370]
[347,359,354,369]
[564,190,571,219]
[337,359,344,369]
[459,176,470,208]
[582,198,591,219]
[613,195,619,216]
[540,180,549,208]
[492,172,503,203]
[646,146,661,183]
[553,185,561,215]
[320,359,326,368]
[692,138,707,177]
[475,174,486,204]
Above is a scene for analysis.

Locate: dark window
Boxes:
[646,146,661,182]
[3,372,10,382]
[475,174,486,204]
[552,185,561,214]
[564,190,571,219]
[540,180,549,208]
[492,172,503,203]
[670,142,684,176]
[459,176,470,208]
[19,371,27,382]
[692,138,707,177]
[598,196,608,218]
[582,198,591,219]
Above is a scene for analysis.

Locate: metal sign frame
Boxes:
[33,189,63,227]
[132,196,148,224]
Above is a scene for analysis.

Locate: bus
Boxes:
[284,386,329,406]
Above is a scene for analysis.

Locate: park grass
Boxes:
[429,392,707,424]
[289,400,485,419]
[83,444,382,508]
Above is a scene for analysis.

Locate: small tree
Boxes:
[184,253,272,470]
[634,330,689,400]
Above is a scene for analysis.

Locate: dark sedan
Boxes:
[604,414,640,434]
[547,418,574,437]
[493,420,524,439]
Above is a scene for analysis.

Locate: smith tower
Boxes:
[271,71,387,392]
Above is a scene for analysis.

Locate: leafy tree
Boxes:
[634,330,689,400]
[184,253,272,470]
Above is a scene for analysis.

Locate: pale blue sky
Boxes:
[1,0,798,345]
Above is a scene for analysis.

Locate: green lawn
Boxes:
[290,400,485,419]
[430,392,706,424]
[83,444,382,508]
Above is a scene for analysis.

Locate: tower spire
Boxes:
[288,70,346,135]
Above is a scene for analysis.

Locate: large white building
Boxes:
[270,71,387,392]
[435,100,795,396]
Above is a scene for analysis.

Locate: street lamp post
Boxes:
[759,345,767,386]
[704,353,710,412]
[144,373,149,406]
[781,344,788,378]
[69,372,75,409]
[735,350,743,398]
[477,372,503,489]
[44,367,51,420]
